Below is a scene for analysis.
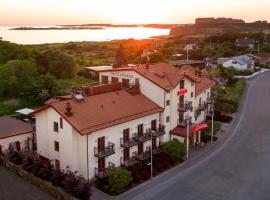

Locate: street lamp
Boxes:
[150,129,153,178]
[210,103,214,144]
[185,115,190,159]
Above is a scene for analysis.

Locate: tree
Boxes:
[34,73,58,102]
[114,44,128,67]
[105,168,132,194]
[0,59,37,97]
[36,50,76,78]
[161,139,186,162]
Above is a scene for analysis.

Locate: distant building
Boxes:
[0,116,35,154]
[195,17,245,25]
[247,53,270,66]
[235,38,255,49]
[218,55,255,70]
[264,34,270,44]
[183,43,199,51]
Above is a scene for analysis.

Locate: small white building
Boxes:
[0,116,35,154]
[32,63,215,180]
[218,55,255,70]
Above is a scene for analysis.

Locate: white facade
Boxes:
[35,108,161,178]
[0,132,33,153]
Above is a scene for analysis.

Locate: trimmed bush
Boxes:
[161,140,186,163]
[105,168,133,194]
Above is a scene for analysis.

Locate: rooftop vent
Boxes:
[154,72,165,78]
[74,93,84,102]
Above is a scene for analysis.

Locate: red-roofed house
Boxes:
[0,116,35,154]
[32,63,215,179]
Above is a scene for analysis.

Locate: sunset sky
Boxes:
[0,0,269,25]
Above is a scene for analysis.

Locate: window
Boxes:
[60,117,63,129]
[101,75,108,84]
[54,141,59,152]
[111,77,119,83]
[53,122,59,132]
[191,92,194,98]
[166,116,170,123]
[166,100,170,106]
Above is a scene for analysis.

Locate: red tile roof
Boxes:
[99,63,201,91]
[0,117,34,139]
[34,90,163,135]
[195,77,215,97]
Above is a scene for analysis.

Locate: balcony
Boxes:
[198,102,206,111]
[206,97,214,104]
[134,132,151,142]
[94,142,115,158]
[120,152,139,167]
[120,137,139,148]
[151,125,166,137]
[178,117,192,128]
[136,146,151,161]
[178,101,192,112]
[94,162,115,178]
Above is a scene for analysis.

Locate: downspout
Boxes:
[86,134,89,181]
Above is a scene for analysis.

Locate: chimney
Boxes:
[65,102,73,117]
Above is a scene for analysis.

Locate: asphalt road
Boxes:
[0,166,53,200]
[117,72,270,200]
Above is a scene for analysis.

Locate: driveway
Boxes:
[0,166,53,200]
[115,72,270,200]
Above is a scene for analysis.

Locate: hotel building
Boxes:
[32,63,215,179]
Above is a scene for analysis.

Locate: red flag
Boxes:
[177,89,187,96]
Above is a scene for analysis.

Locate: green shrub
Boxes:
[161,139,186,162]
[216,79,245,113]
[202,120,221,136]
[105,168,132,194]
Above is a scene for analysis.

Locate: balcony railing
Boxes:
[94,162,115,178]
[136,146,151,161]
[151,125,166,137]
[153,147,162,155]
[94,142,115,158]
[194,108,202,119]
[120,137,139,148]
[120,152,138,167]
[206,97,214,104]
[178,117,192,128]
[133,132,151,142]
[178,101,192,112]
[198,102,206,111]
